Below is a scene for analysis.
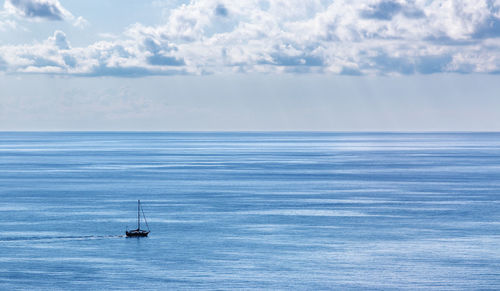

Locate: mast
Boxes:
[137,200,141,230]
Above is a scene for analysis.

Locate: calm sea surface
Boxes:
[0,132,499,290]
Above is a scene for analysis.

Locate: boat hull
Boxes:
[126,230,149,237]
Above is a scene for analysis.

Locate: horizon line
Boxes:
[1,130,500,134]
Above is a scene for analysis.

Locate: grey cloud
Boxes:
[402,7,424,19]
[29,56,61,67]
[63,55,77,67]
[143,38,184,66]
[415,55,452,74]
[147,54,185,66]
[367,53,453,75]
[112,45,132,58]
[424,35,473,46]
[143,38,161,53]
[6,0,69,20]
[368,53,415,74]
[143,38,177,53]
[53,30,70,49]
[340,67,363,76]
[452,63,478,74]
[215,4,228,17]
[361,1,402,20]
[8,51,62,72]
[283,66,323,74]
[473,16,500,39]
[88,65,156,77]
[260,53,324,67]
[361,1,424,20]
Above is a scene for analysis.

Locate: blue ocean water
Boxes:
[0,132,499,290]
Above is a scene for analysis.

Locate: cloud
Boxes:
[415,55,453,74]
[260,53,324,67]
[215,4,228,17]
[368,52,415,75]
[4,0,72,21]
[360,0,424,20]
[361,1,403,20]
[50,30,70,49]
[2,0,500,76]
[2,0,88,28]
[147,55,185,66]
[73,16,89,28]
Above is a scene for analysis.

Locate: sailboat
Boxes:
[126,200,150,237]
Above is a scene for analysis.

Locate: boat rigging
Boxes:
[126,200,150,237]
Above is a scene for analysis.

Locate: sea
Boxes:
[0,132,499,290]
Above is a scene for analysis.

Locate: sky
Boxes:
[0,0,500,131]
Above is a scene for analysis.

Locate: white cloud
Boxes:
[2,0,500,76]
[73,16,89,29]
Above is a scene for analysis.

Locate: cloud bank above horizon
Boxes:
[1,0,500,77]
